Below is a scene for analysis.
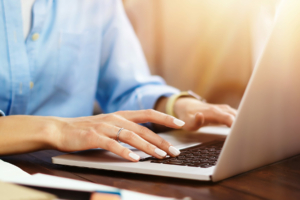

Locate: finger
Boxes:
[115,109,185,129]
[117,128,169,159]
[206,107,235,127]
[98,136,140,162]
[218,113,235,127]
[218,104,238,117]
[95,123,171,158]
[112,117,180,157]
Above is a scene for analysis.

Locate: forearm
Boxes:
[0,115,54,155]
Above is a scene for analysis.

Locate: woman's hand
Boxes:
[52,110,184,161]
[154,97,237,132]
[173,97,237,131]
[0,110,185,162]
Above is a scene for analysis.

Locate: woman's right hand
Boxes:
[0,110,184,161]
[22,109,183,163]
[50,110,185,161]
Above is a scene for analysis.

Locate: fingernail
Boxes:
[155,148,167,157]
[169,146,180,156]
[129,152,140,161]
[173,118,185,126]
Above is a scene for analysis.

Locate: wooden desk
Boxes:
[1,150,300,200]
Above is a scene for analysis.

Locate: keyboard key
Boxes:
[185,154,194,158]
[180,152,191,155]
[178,156,186,160]
[200,165,211,168]
[167,160,183,164]
[150,160,165,163]
[164,162,186,166]
[200,155,210,158]
[187,164,201,167]
[209,156,217,161]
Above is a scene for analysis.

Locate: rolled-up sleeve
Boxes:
[96,0,179,113]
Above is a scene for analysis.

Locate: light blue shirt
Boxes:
[0,0,179,118]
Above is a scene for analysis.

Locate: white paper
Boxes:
[7,173,175,200]
[0,158,175,199]
[0,159,30,182]
[8,173,118,192]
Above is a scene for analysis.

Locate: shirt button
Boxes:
[30,81,34,89]
[31,33,40,41]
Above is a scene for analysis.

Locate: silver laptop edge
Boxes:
[213,0,300,181]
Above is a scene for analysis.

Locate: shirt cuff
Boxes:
[0,110,5,117]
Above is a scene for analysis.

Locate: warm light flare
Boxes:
[124,0,294,107]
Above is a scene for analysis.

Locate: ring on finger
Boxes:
[116,128,124,143]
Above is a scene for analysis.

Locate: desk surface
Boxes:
[1,150,300,200]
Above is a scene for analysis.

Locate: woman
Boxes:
[0,0,236,161]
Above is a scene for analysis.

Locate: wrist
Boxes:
[166,90,204,118]
[40,117,63,150]
[173,97,196,119]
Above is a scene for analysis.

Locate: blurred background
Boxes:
[122,0,281,109]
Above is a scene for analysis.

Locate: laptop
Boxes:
[52,0,300,182]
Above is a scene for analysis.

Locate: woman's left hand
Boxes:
[173,97,237,131]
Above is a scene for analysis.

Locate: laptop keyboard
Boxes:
[140,141,224,168]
